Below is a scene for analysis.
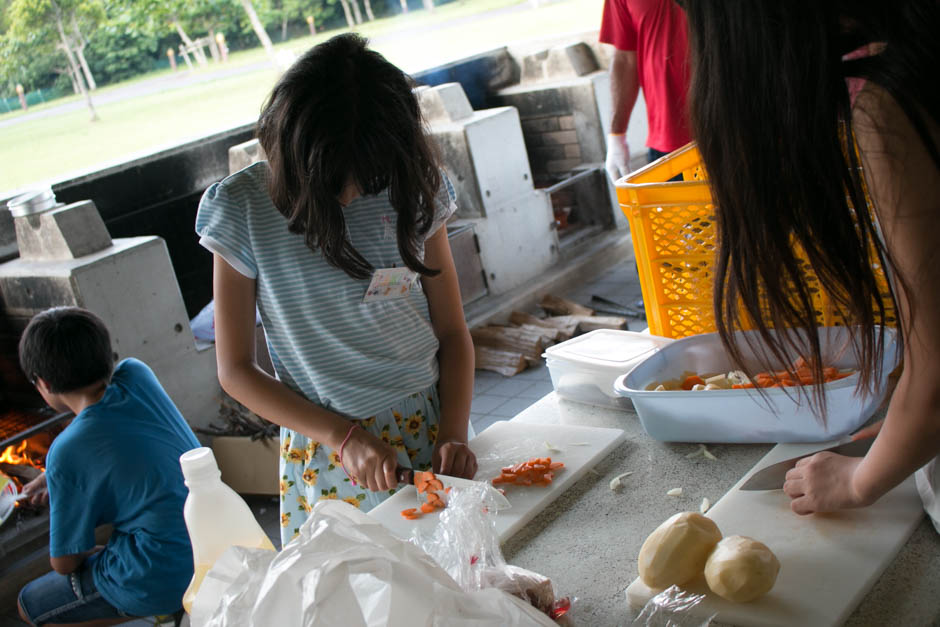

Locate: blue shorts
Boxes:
[18,560,130,626]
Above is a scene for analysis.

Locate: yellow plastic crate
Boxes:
[615,143,895,339]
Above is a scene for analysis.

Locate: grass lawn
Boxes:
[1,0,605,195]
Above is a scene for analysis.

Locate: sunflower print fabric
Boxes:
[278,384,440,546]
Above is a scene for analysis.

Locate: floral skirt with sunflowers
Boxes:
[278,384,440,546]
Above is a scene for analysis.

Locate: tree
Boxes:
[0,23,62,95]
[238,0,275,61]
[334,0,354,27]
[7,0,100,120]
[86,9,159,85]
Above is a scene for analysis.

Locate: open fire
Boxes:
[0,434,52,492]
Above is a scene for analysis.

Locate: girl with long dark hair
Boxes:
[682,0,939,528]
[195,34,476,544]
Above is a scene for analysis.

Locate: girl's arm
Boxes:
[421,228,478,478]
[784,85,940,513]
[212,254,399,491]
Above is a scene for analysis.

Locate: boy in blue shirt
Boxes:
[15,307,200,626]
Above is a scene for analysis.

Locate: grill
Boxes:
[0,408,70,451]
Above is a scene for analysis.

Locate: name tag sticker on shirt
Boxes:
[363,267,419,302]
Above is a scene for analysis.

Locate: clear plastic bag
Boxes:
[410,479,572,620]
[190,500,555,627]
[631,585,716,627]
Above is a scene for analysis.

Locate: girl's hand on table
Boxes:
[783,453,870,514]
[433,441,477,479]
[340,428,399,492]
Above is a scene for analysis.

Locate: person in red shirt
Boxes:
[600,0,691,180]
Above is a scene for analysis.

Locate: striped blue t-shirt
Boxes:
[195,162,456,417]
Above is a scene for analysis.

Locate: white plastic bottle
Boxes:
[179,447,276,613]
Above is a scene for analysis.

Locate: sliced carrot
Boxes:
[420,503,436,514]
[682,375,706,390]
[414,471,434,494]
[491,457,563,487]
[401,508,422,520]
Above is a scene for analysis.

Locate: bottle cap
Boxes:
[180,447,221,484]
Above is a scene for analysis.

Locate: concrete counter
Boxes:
[501,394,940,626]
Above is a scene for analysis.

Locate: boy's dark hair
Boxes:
[18,307,114,394]
[257,33,441,280]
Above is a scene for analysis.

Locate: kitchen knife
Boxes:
[739,437,875,491]
[396,467,512,510]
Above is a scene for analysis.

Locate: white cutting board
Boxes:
[369,420,625,543]
[626,441,924,626]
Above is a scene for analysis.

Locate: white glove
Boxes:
[605,133,631,182]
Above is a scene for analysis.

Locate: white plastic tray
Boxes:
[613,327,898,443]
[543,329,673,410]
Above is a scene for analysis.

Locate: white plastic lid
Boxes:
[180,447,221,483]
[543,329,670,370]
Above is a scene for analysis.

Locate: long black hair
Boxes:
[682,0,939,413]
[257,33,441,280]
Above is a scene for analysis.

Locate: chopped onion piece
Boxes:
[667,487,683,497]
[691,383,706,391]
[703,447,718,461]
[544,442,562,453]
[700,497,711,513]
[609,471,634,491]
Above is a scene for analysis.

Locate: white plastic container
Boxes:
[613,326,899,443]
[543,329,674,410]
[180,447,276,613]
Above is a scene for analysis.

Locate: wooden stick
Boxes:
[474,346,527,377]
[471,326,545,362]
[538,294,594,317]
[508,311,577,340]
[570,315,628,332]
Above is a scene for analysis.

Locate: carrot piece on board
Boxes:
[420,503,436,514]
[426,491,443,504]
[414,471,434,494]
[426,479,444,492]
[401,508,422,520]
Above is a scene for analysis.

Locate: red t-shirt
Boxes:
[599,0,691,152]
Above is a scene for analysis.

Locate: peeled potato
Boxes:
[638,512,722,589]
[704,535,780,602]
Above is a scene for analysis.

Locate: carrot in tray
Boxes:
[682,375,706,390]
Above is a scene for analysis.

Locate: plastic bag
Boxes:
[190,500,555,627]
[631,585,716,627]
[410,480,568,619]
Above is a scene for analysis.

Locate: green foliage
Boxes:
[87,11,159,85]
[0,20,61,94]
